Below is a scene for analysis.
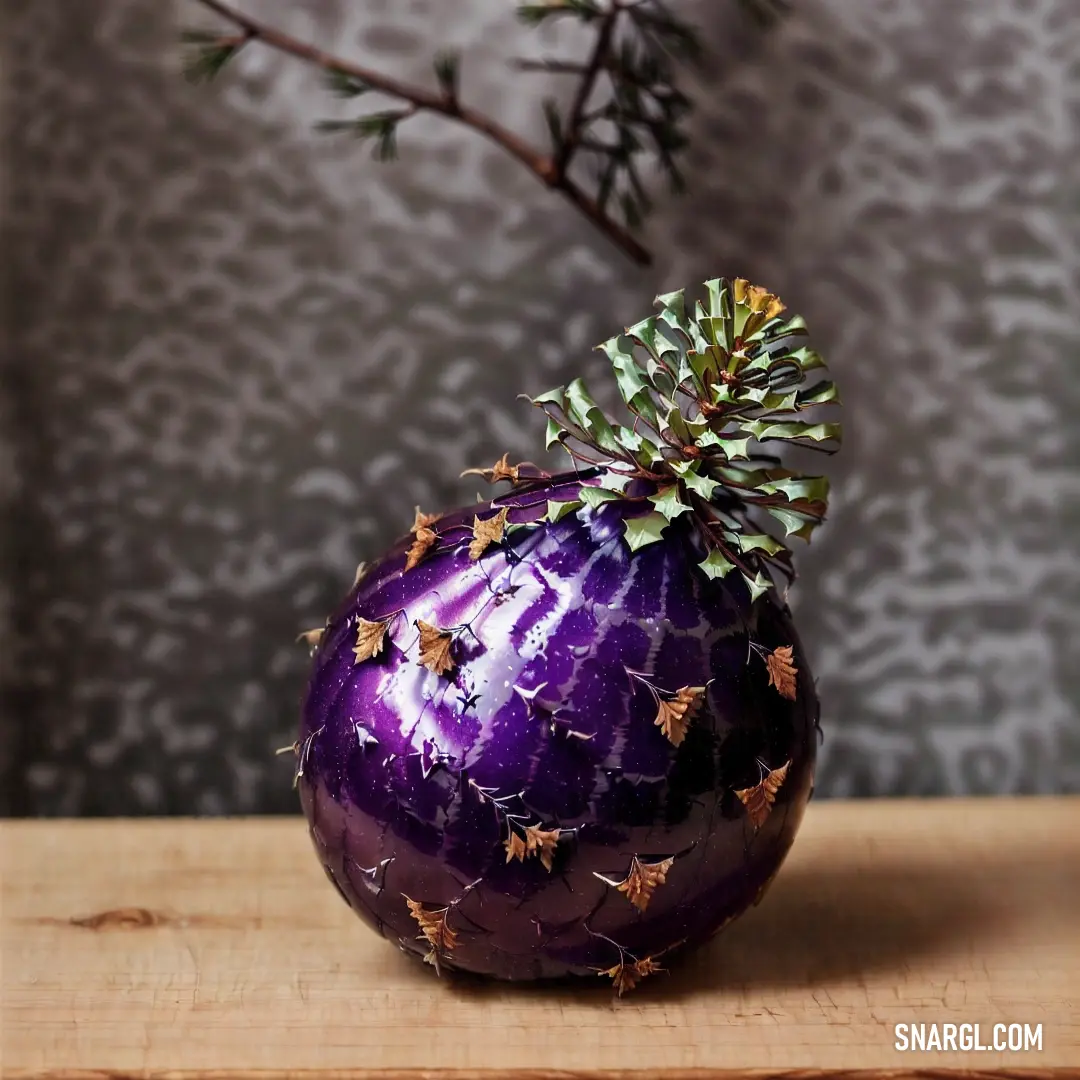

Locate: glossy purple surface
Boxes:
[296,476,818,981]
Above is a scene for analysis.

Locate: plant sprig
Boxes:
[181,1,780,265]
[527,277,841,598]
[512,0,701,230]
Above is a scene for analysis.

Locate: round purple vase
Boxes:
[295,474,817,987]
[291,275,838,991]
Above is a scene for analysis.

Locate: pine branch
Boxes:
[517,0,705,232]
[186,0,780,261]
[553,2,622,176]
[314,107,417,162]
[181,29,252,83]
[187,0,651,265]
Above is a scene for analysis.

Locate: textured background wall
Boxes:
[3,0,1078,815]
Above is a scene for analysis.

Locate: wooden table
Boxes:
[3,798,1078,1077]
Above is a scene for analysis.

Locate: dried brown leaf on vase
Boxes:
[765,645,798,701]
[296,627,324,649]
[654,685,706,747]
[404,899,458,952]
[504,829,527,864]
[633,956,662,979]
[412,506,440,531]
[468,507,509,560]
[404,897,459,975]
[523,824,561,872]
[416,620,455,676]
[352,561,370,589]
[735,760,791,830]
[461,452,521,486]
[599,955,662,996]
[599,962,638,997]
[406,526,437,570]
[352,617,391,664]
[600,855,675,913]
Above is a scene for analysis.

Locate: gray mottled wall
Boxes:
[3,0,1078,815]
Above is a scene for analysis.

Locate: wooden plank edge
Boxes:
[5,1069,1078,1080]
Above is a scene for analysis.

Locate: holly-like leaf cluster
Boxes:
[529,277,841,596]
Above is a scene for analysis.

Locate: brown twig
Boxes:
[193,0,651,265]
[553,2,622,176]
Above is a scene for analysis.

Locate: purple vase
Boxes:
[295,471,817,986]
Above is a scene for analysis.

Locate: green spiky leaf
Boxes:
[622,511,669,552]
[759,476,830,503]
[790,346,827,372]
[649,484,690,521]
[545,417,565,449]
[698,550,736,580]
[579,486,623,509]
[759,389,800,413]
[626,316,676,364]
[566,378,620,455]
[740,420,842,445]
[718,436,752,460]
[742,570,773,602]
[766,506,819,541]
[796,380,841,407]
[532,386,568,410]
[736,533,785,556]
[654,289,688,331]
[547,499,582,522]
[631,437,662,469]
[600,337,648,400]
[687,345,722,389]
[661,404,691,443]
[681,469,720,500]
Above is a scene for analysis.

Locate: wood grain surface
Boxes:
[2,799,1078,1077]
